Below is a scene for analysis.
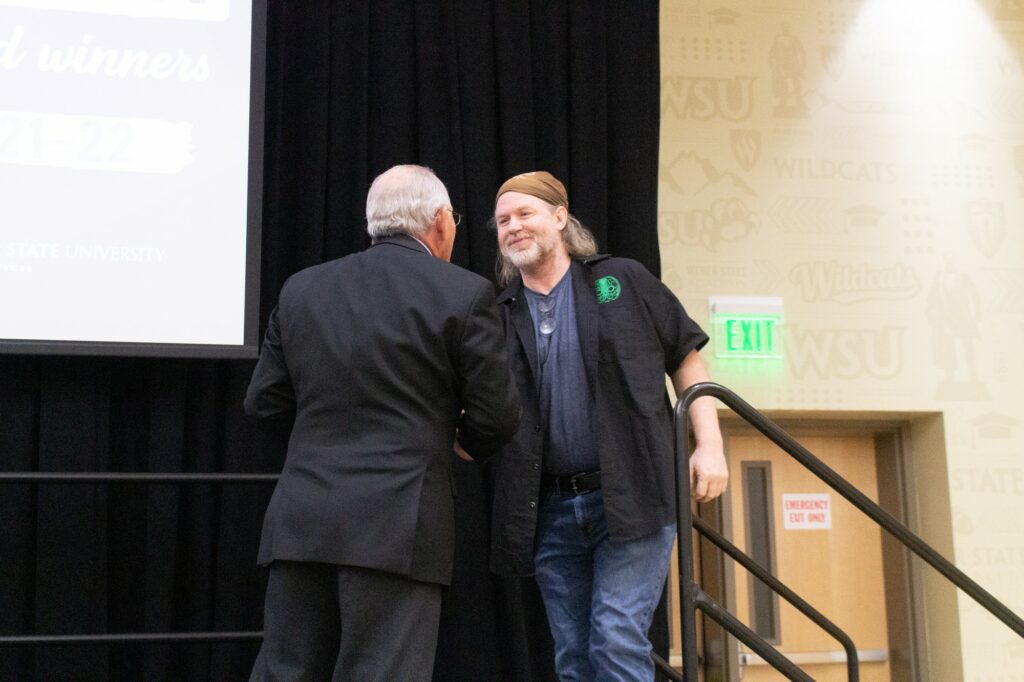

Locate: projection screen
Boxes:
[0,0,265,357]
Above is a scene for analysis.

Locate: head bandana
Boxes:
[495,171,568,209]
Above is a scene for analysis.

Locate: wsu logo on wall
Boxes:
[659,151,760,251]
[661,75,757,122]
[785,325,904,380]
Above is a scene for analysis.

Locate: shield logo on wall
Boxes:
[730,129,761,172]
[964,201,1005,258]
[821,45,846,80]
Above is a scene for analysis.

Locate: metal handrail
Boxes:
[693,589,812,681]
[2,467,685,676]
[674,386,814,679]
[0,632,262,647]
[0,473,278,483]
[0,471,278,649]
[692,515,858,680]
[2,466,689,678]
[674,381,1024,681]
[652,652,683,681]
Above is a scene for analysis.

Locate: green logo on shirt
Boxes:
[595,276,621,303]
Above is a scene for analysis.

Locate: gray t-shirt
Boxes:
[523,268,600,475]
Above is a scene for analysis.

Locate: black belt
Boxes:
[541,470,601,496]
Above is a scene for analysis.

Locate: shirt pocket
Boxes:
[597,300,659,363]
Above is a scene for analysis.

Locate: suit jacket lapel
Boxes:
[571,260,598,400]
[500,280,540,386]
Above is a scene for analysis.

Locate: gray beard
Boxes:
[503,241,542,271]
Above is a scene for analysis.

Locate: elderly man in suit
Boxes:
[245,164,520,681]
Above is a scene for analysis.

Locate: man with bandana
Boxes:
[489,171,727,681]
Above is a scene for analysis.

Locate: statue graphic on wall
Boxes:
[769,26,809,118]
[926,256,989,399]
[965,200,1005,259]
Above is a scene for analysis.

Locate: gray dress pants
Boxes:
[249,560,443,682]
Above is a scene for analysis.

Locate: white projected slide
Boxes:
[0,0,258,352]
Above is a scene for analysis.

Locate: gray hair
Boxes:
[495,213,598,286]
[366,165,450,239]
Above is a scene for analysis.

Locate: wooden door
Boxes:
[726,433,891,681]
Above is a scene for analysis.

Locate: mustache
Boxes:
[502,234,531,248]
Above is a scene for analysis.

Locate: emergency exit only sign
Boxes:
[782,493,832,530]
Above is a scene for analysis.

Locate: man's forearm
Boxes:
[671,348,728,501]
[671,349,722,447]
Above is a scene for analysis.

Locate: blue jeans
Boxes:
[533,488,676,682]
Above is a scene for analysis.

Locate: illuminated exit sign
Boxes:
[709,296,784,359]
[721,316,780,355]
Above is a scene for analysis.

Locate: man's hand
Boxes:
[689,441,728,503]
[453,440,474,462]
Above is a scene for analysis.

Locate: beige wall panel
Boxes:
[660,1,1024,678]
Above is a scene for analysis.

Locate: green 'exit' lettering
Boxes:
[720,317,780,357]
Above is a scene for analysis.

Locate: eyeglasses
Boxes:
[446,207,462,227]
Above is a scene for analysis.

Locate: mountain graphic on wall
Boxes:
[661,151,757,199]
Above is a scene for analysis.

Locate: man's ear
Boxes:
[426,207,444,237]
[555,205,569,230]
[417,208,446,259]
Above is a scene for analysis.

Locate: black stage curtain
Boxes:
[0,2,664,679]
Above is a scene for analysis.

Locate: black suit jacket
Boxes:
[245,235,520,585]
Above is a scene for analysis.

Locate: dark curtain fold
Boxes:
[0,2,663,679]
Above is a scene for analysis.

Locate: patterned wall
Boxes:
[659,1,1024,677]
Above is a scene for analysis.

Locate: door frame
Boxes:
[702,414,928,681]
